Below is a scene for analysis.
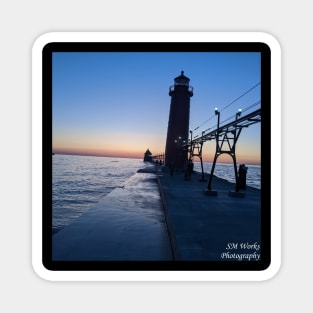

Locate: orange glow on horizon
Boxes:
[53,147,147,159]
[52,131,166,160]
[53,147,260,165]
[53,131,260,165]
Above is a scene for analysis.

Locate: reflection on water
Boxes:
[52,155,143,234]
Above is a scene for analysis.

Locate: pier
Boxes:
[158,168,260,261]
[52,163,260,262]
[52,166,173,261]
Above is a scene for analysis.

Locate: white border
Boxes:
[32,32,281,281]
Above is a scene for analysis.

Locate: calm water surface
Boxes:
[52,154,260,234]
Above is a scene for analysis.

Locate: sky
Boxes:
[52,51,261,165]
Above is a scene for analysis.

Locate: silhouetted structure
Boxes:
[238,164,248,190]
[143,148,153,162]
[164,71,193,169]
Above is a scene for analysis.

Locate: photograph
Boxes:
[39,39,271,273]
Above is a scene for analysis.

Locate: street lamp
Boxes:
[236,108,242,119]
[198,129,207,182]
[215,108,220,132]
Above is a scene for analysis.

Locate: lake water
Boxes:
[52,154,260,234]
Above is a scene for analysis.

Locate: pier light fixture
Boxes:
[215,108,221,132]
[236,108,242,118]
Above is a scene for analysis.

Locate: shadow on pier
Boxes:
[157,168,261,261]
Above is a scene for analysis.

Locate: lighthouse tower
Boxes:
[164,71,193,169]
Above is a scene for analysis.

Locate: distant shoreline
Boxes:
[52,153,260,166]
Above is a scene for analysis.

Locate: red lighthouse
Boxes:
[164,71,193,169]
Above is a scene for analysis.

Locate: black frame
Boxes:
[42,42,271,271]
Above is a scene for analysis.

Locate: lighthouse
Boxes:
[164,71,193,169]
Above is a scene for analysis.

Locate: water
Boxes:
[193,161,261,190]
[52,154,143,234]
[52,154,261,234]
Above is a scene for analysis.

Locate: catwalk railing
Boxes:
[180,108,261,192]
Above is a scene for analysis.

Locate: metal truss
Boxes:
[183,108,261,192]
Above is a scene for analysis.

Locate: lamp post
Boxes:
[236,108,242,119]
[233,108,242,192]
[207,108,220,190]
[199,130,206,181]
[189,129,193,160]
[215,107,220,130]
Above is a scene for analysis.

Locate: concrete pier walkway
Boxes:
[53,168,173,261]
[158,168,261,261]
[52,163,261,262]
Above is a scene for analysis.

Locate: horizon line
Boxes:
[52,152,260,166]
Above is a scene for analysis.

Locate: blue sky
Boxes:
[52,51,261,164]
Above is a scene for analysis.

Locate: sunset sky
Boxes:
[52,51,261,165]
